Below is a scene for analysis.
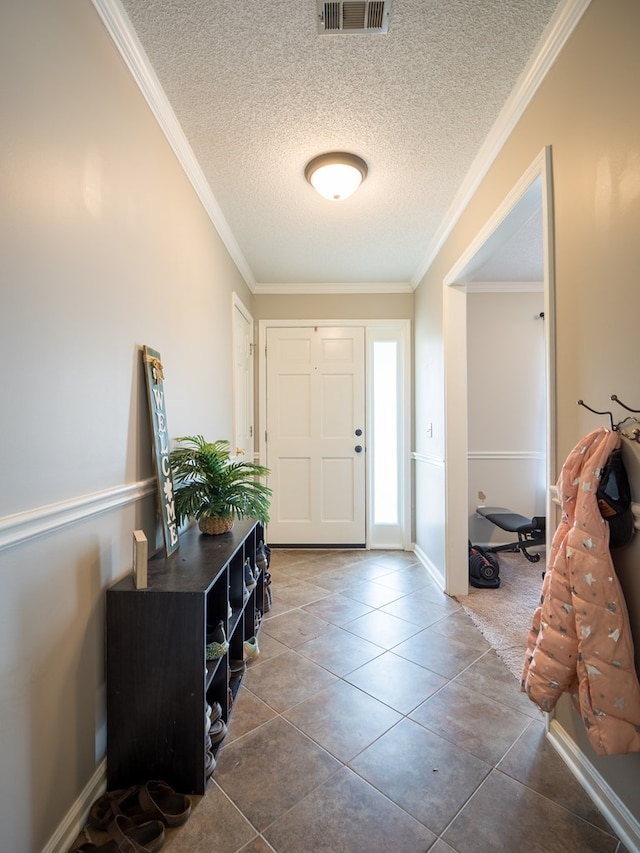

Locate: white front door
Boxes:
[266,326,366,545]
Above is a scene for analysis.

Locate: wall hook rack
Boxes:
[621,424,640,443]
[610,394,640,414]
[577,399,616,430]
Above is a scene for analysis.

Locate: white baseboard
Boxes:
[42,761,106,853]
[413,543,446,592]
[548,719,640,852]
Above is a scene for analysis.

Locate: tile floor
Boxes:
[96,549,629,852]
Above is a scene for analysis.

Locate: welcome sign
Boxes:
[143,345,179,556]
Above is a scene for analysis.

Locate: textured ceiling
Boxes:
[116,0,564,291]
[471,208,544,282]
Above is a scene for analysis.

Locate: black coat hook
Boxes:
[577,400,616,430]
[611,394,640,414]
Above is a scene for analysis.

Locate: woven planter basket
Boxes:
[198,516,234,535]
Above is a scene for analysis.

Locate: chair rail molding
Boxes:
[0,478,157,552]
[468,450,545,461]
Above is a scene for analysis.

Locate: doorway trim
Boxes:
[258,318,411,549]
[231,292,255,461]
[442,147,556,595]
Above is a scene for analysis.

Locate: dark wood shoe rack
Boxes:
[106,518,263,794]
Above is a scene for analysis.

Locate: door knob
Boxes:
[355,428,363,436]
[355,445,363,453]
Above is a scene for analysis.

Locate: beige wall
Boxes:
[414,0,640,827]
[0,1,251,850]
[253,291,413,321]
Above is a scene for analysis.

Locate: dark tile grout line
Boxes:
[209,776,278,853]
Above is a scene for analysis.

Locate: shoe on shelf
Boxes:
[210,717,228,744]
[206,621,229,661]
[263,572,273,613]
[204,749,216,777]
[256,540,270,571]
[229,659,246,687]
[244,559,257,592]
[243,636,260,662]
[207,701,222,724]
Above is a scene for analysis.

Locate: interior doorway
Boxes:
[442,148,556,596]
[465,236,546,550]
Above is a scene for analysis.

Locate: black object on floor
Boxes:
[468,542,500,588]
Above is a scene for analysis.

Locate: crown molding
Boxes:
[411,0,592,288]
[91,0,256,290]
[252,281,413,295]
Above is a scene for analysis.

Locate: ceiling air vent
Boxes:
[317,1,392,35]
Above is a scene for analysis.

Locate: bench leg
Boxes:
[518,537,542,563]
[487,532,544,563]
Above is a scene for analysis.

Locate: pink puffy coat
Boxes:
[522,427,640,755]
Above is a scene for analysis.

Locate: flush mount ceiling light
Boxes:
[305,152,368,201]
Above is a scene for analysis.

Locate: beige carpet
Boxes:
[455,548,546,682]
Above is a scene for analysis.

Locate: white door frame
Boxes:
[258,318,411,549]
[442,148,556,595]
[231,293,255,460]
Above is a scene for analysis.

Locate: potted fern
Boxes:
[170,436,271,534]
